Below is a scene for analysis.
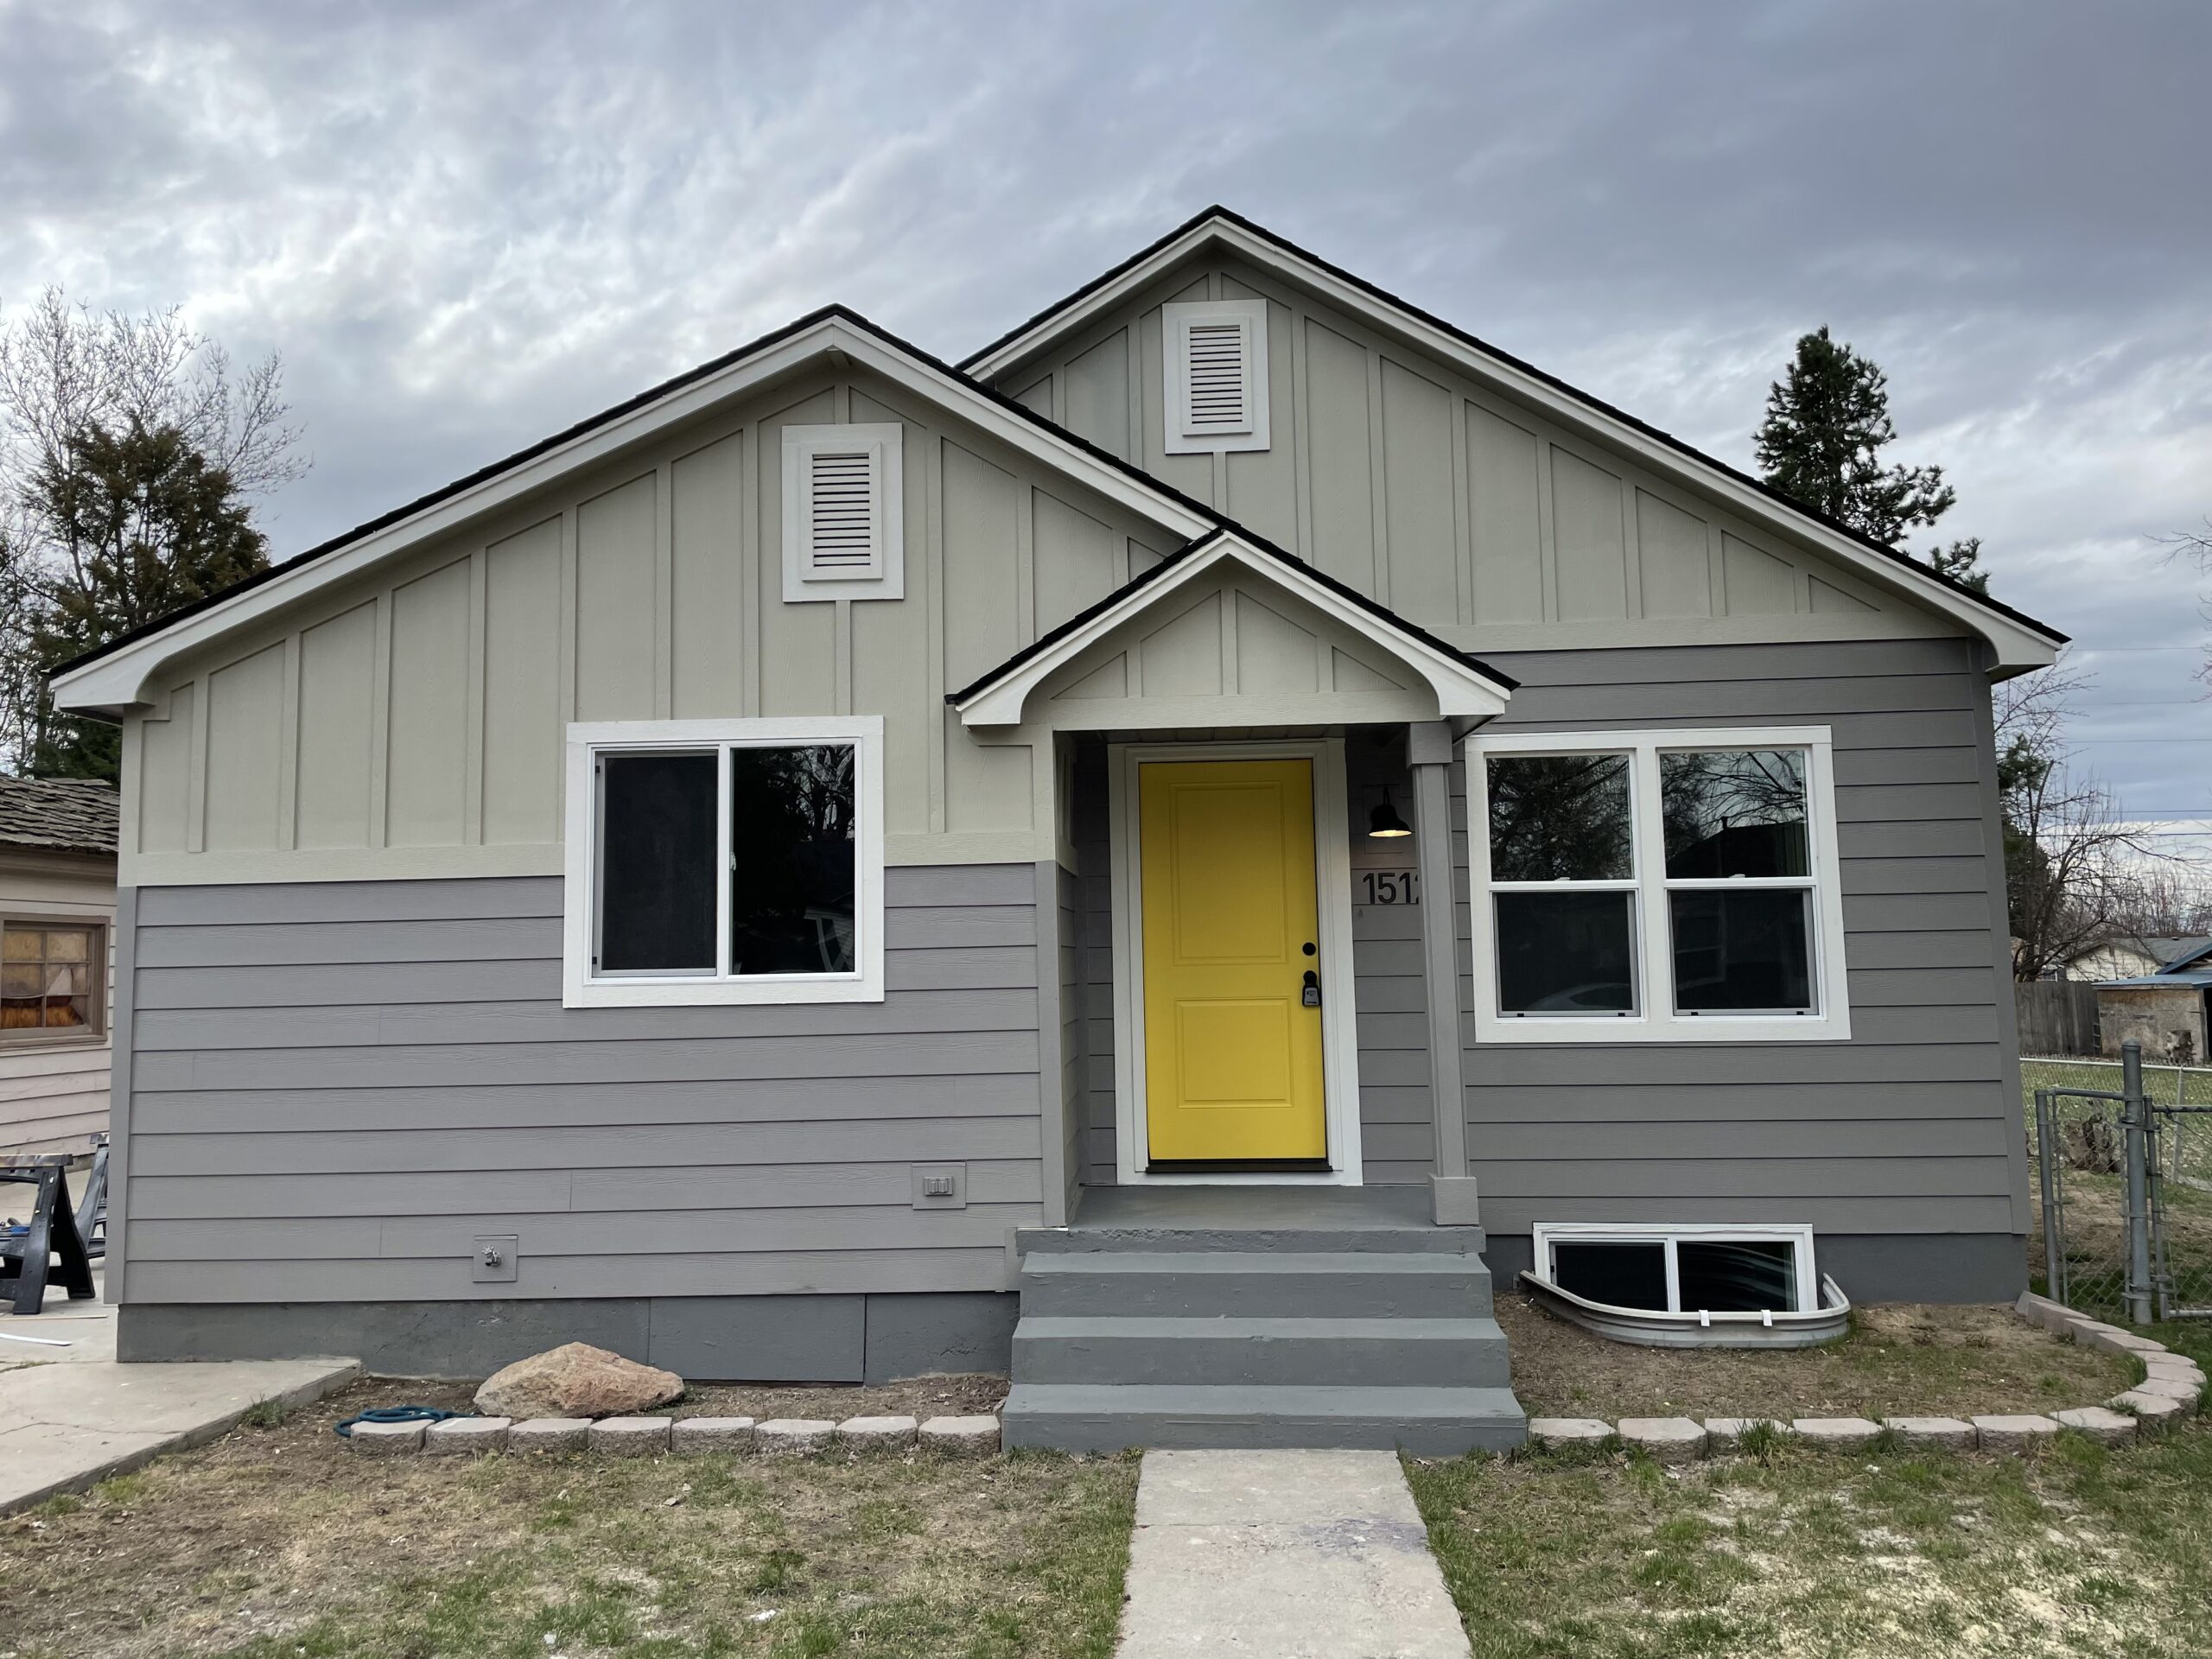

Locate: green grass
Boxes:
[2,1392,1138,1659]
[1407,1421,2212,1658]
[2020,1057,2212,1325]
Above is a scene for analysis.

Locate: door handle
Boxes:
[1301,969,1321,1008]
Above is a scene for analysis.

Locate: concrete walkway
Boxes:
[0,1271,359,1515]
[1116,1449,1471,1659]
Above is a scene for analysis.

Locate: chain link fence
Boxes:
[2024,1051,2212,1323]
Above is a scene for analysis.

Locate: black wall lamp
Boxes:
[1367,789,1412,839]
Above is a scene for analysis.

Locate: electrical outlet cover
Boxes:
[910,1164,967,1210]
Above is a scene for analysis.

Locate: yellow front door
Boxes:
[1138,758,1327,1164]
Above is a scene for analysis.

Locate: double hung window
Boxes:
[563,717,884,1007]
[1468,727,1848,1041]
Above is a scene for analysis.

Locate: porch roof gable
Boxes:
[947,527,1517,728]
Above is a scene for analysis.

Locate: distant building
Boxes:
[0,777,118,1159]
[2096,939,2212,1064]
[2061,935,2210,984]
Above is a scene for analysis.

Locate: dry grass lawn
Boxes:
[1497,1294,2135,1421]
[1409,1417,2212,1659]
[0,1377,1135,1659]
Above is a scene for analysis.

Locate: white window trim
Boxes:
[562,716,885,1008]
[1162,299,1270,454]
[1466,725,1850,1044]
[1531,1221,1820,1314]
[780,423,905,601]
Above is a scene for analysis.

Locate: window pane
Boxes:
[1486,754,1632,881]
[2,961,41,1028]
[1495,891,1636,1014]
[729,744,856,977]
[1,926,41,961]
[1676,1239,1798,1312]
[1669,889,1813,1013]
[597,753,718,973]
[42,995,90,1030]
[1661,749,1808,877]
[44,928,91,963]
[1551,1242,1668,1310]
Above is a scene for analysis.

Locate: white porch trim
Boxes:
[953,532,1514,730]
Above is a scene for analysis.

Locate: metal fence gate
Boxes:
[2028,1041,2212,1324]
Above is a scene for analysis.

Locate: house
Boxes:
[2097,940,2212,1064]
[2063,935,2209,984]
[48,208,2061,1450]
[0,777,118,1160]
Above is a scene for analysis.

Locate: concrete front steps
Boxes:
[1001,1189,1527,1453]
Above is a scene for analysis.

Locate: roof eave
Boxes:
[963,208,2065,673]
[50,308,1218,717]
[950,528,1516,728]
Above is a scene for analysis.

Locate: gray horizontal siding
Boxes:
[1459,636,2025,1242]
[119,865,1046,1305]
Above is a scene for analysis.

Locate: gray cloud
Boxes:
[5,0,2207,819]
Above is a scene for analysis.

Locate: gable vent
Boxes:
[806,449,877,570]
[782,423,906,603]
[1165,299,1270,454]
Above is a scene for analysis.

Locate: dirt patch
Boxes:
[676,1371,1008,1422]
[0,1375,1124,1659]
[1498,1293,2133,1421]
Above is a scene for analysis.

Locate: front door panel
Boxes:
[1138,758,1326,1163]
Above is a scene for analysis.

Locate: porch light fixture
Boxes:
[1367,791,1412,839]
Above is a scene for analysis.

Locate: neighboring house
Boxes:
[2058,935,2209,983]
[0,777,119,1160]
[50,208,2063,1448]
[2098,939,2212,1064]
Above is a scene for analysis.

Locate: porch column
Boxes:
[1408,721,1478,1227]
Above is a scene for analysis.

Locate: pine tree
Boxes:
[1755,325,1985,589]
[28,419,269,779]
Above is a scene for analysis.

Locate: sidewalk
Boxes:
[1116,1449,1471,1659]
[0,1272,359,1516]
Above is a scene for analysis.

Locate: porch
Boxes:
[1001,1183,1525,1452]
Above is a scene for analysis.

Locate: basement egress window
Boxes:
[1533,1224,1820,1315]
[1467,727,1851,1043]
[563,717,885,1007]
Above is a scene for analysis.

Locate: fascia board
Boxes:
[955,535,1512,728]
[968,217,2060,672]
[54,320,1212,715]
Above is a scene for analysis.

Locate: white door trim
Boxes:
[1106,737,1364,1186]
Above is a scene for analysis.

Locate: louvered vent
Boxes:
[1164,301,1269,455]
[782,423,904,602]
[1183,320,1249,431]
[807,449,876,571]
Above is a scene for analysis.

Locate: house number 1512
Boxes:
[1358,871,1419,905]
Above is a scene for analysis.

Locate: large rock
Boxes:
[474,1343,683,1420]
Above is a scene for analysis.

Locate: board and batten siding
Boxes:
[1456,636,2026,1241]
[120,362,1178,889]
[0,854,117,1157]
[117,865,1046,1303]
[994,251,1950,658]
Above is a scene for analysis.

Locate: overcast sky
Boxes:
[5,0,2208,832]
